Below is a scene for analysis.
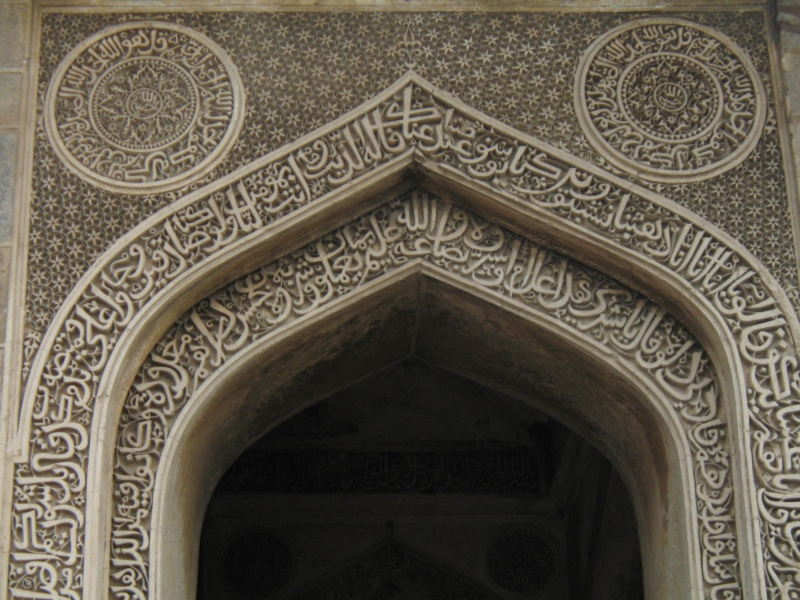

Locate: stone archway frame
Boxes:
[128,192,726,600]
[7,70,800,600]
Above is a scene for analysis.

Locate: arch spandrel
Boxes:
[7,70,800,600]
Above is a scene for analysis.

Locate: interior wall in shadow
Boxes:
[198,358,644,600]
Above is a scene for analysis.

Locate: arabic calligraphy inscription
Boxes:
[576,18,766,182]
[44,21,244,194]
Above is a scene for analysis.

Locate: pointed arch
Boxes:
[111,191,720,600]
[7,72,800,600]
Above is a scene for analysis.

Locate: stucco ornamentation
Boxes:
[108,192,733,600]
[11,69,800,600]
[26,12,797,395]
[575,17,766,182]
[43,21,244,194]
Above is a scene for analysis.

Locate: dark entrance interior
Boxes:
[197,357,644,600]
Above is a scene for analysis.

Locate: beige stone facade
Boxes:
[4,1,800,599]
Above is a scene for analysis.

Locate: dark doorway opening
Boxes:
[198,358,644,600]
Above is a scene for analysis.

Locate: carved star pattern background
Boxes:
[29,10,793,374]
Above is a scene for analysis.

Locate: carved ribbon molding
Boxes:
[109,191,734,600]
[11,69,800,599]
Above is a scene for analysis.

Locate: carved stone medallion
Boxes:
[486,527,556,594]
[44,21,244,194]
[575,17,766,182]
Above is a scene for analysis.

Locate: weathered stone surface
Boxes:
[0,5,25,69]
[7,9,800,600]
[0,245,13,343]
[0,74,22,128]
[0,134,16,243]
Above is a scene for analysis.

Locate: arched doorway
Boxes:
[111,189,713,600]
[13,70,793,600]
[198,357,644,600]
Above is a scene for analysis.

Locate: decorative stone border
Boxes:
[43,21,245,195]
[7,66,800,600]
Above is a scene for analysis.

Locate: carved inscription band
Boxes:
[109,191,732,600]
[13,69,763,600]
[215,449,552,495]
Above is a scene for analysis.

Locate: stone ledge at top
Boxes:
[32,0,770,9]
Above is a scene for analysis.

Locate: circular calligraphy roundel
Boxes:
[575,18,766,183]
[45,21,245,194]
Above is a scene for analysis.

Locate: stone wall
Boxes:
[1,3,799,600]
[0,1,27,424]
[1,0,798,413]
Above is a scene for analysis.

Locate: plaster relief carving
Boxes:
[12,71,800,600]
[27,12,797,396]
[44,21,244,194]
[575,18,766,182]
[106,191,734,600]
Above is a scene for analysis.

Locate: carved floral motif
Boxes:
[91,59,198,152]
[44,21,244,194]
[575,18,766,182]
[12,69,800,600]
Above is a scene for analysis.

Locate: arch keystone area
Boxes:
[5,71,800,600]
